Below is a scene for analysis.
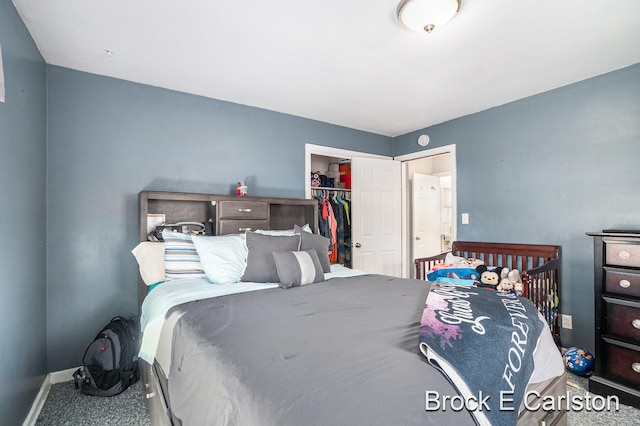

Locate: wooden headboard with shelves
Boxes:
[137,190,318,306]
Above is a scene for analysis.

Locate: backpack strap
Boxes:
[119,362,140,389]
[72,367,85,389]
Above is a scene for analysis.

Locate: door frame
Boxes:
[304,144,391,199]
[395,144,457,278]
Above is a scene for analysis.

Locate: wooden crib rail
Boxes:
[414,252,447,280]
[523,258,562,342]
[414,241,560,279]
[449,241,559,270]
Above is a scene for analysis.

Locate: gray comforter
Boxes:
[162,275,476,425]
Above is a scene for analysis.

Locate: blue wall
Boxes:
[45,66,391,370]
[0,1,48,423]
[393,62,640,351]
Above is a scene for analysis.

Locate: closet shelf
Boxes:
[311,186,351,191]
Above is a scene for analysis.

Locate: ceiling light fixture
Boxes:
[397,0,461,34]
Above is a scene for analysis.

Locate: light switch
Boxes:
[461,213,469,225]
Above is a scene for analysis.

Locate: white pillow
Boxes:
[299,223,313,233]
[191,234,248,284]
[255,224,312,236]
[131,242,165,285]
[255,229,295,236]
[444,252,484,267]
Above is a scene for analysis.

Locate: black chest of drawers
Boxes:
[587,231,640,408]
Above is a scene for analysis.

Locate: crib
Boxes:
[415,241,562,344]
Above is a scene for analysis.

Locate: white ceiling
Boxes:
[12,0,640,137]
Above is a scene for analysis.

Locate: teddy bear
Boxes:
[508,269,524,297]
[496,268,525,296]
[497,268,514,293]
[512,280,524,297]
[475,265,503,289]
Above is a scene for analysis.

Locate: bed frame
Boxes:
[415,241,562,344]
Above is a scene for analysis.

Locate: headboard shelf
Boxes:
[139,191,318,241]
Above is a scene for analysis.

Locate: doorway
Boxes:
[396,145,457,278]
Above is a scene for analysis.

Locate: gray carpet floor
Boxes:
[565,375,640,426]
[36,374,640,425]
[36,380,150,426]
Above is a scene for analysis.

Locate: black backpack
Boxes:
[73,316,141,396]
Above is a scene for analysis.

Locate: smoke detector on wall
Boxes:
[417,134,430,146]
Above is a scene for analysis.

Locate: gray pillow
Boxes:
[273,249,325,289]
[294,224,331,273]
[241,232,301,283]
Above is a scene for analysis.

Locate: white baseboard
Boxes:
[49,367,79,384]
[22,367,80,426]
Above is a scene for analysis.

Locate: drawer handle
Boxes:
[633,319,640,329]
[239,227,252,232]
[620,279,631,289]
[238,208,252,213]
[619,250,631,260]
[633,363,640,374]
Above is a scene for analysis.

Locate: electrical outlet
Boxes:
[461,213,469,225]
[561,314,573,329]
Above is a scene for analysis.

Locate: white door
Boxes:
[412,174,442,262]
[351,157,402,276]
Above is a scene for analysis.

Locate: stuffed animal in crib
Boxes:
[509,269,524,297]
[497,278,514,293]
[475,265,503,289]
[497,269,514,292]
[496,268,525,296]
[512,280,524,297]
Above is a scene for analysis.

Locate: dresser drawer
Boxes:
[605,267,640,297]
[605,240,640,268]
[602,340,640,387]
[219,219,268,235]
[604,297,640,341]
[218,201,268,220]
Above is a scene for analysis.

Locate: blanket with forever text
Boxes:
[419,283,545,426]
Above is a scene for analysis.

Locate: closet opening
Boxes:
[310,155,352,268]
[305,144,391,272]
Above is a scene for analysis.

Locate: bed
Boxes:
[134,192,567,426]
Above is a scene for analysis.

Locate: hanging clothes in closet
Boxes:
[313,189,351,268]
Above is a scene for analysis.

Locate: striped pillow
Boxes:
[162,230,206,281]
[272,249,325,289]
